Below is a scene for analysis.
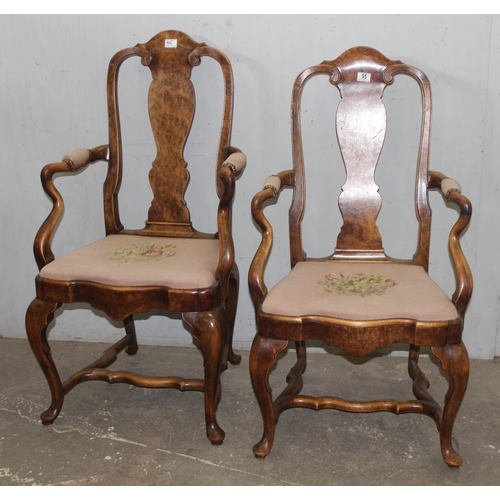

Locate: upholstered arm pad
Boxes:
[62,148,92,172]
[263,175,281,196]
[441,177,462,198]
[222,152,247,176]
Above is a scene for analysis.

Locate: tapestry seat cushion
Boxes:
[39,234,220,289]
[262,261,458,322]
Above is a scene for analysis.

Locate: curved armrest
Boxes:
[249,170,295,307]
[34,145,109,270]
[214,149,246,297]
[428,171,473,318]
[222,151,247,177]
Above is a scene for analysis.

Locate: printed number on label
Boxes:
[357,72,371,82]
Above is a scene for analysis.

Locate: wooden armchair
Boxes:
[249,47,472,467]
[26,31,246,445]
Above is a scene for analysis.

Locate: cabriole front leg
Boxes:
[183,306,225,446]
[431,341,470,468]
[25,298,63,424]
[250,333,288,459]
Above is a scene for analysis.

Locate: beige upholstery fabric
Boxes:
[40,234,220,289]
[63,148,91,171]
[441,177,461,198]
[262,261,458,322]
[223,152,247,176]
[263,175,281,195]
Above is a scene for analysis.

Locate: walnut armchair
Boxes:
[249,47,472,467]
[26,31,246,445]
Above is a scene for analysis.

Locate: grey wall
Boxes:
[1,14,499,359]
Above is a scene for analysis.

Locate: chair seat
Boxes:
[262,261,458,322]
[40,234,220,289]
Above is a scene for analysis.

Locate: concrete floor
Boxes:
[0,337,499,486]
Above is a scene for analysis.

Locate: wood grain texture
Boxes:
[249,47,472,467]
[26,31,244,445]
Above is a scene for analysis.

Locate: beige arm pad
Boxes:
[62,148,91,172]
[263,175,281,196]
[441,177,462,198]
[222,152,247,176]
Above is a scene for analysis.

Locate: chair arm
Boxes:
[214,150,246,297]
[222,151,247,177]
[34,145,109,270]
[428,171,473,318]
[249,170,295,307]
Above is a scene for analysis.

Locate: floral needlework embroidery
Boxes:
[108,242,176,262]
[319,273,398,297]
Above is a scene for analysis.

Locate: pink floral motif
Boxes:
[141,249,163,257]
[319,272,397,297]
[108,242,176,262]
